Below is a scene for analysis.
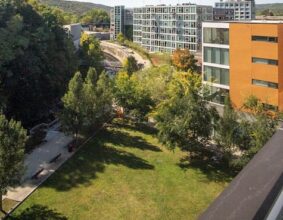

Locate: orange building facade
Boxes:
[202,21,283,111]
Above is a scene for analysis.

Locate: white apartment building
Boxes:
[214,0,255,20]
[133,4,213,53]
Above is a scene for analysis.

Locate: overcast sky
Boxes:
[69,0,283,8]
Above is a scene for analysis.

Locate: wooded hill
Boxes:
[39,0,111,15]
[256,3,283,16]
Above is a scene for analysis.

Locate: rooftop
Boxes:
[203,20,283,24]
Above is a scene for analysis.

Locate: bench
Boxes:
[31,168,44,180]
[49,153,62,164]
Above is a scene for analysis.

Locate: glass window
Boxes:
[204,66,230,86]
[203,27,229,45]
[263,103,278,111]
[252,36,278,43]
[252,57,278,66]
[204,47,229,65]
[206,86,229,105]
[252,79,278,89]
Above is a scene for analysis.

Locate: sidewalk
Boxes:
[3,126,73,202]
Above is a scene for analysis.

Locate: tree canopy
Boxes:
[172,49,198,72]
[80,8,110,25]
[79,32,104,75]
[0,0,78,127]
[0,113,27,214]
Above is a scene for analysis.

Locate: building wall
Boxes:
[214,0,255,20]
[230,23,283,110]
[213,8,234,21]
[110,6,125,40]
[133,4,213,53]
[278,25,283,111]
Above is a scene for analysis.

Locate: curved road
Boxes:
[101,41,151,69]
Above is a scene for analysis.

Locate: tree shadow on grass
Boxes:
[102,129,161,152]
[112,119,158,136]
[178,155,235,183]
[43,129,154,191]
[10,205,67,220]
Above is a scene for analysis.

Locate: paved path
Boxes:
[101,41,152,69]
[3,125,73,202]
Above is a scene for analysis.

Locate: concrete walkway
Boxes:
[3,125,73,202]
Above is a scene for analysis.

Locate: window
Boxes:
[252,36,278,43]
[263,103,278,111]
[252,79,278,89]
[204,47,229,65]
[252,57,278,66]
[207,86,229,105]
[203,27,229,45]
[204,66,229,85]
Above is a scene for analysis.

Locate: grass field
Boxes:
[0,199,18,219]
[12,119,230,220]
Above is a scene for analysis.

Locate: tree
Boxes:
[134,65,174,105]
[82,68,113,130]
[0,0,78,127]
[94,71,113,124]
[61,72,84,141]
[80,8,110,26]
[79,32,103,74]
[261,9,274,16]
[114,72,153,121]
[228,95,280,170]
[82,67,98,130]
[117,32,125,44]
[172,49,198,72]
[215,97,239,154]
[154,72,216,151]
[0,113,27,214]
[123,56,139,75]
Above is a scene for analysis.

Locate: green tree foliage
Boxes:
[83,68,113,130]
[114,72,154,121]
[215,98,239,157]
[80,8,110,25]
[39,0,111,15]
[215,95,280,171]
[0,0,78,127]
[123,56,139,75]
[135,65,174,104]
[117,32,126,44]
[61,72,85,141]
[154,72,216,151]
[61,69,113,137]
[230,96,279,170]
[0,113,27,214]
[79,32,104,74]
[94,71,114,124]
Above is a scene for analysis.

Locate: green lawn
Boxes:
[12,119,230,220]
[0,199,18,219]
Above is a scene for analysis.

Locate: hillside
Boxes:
[39,0,111,15]
[256,3,283,16]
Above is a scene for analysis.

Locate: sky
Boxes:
[69,0,283,8]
